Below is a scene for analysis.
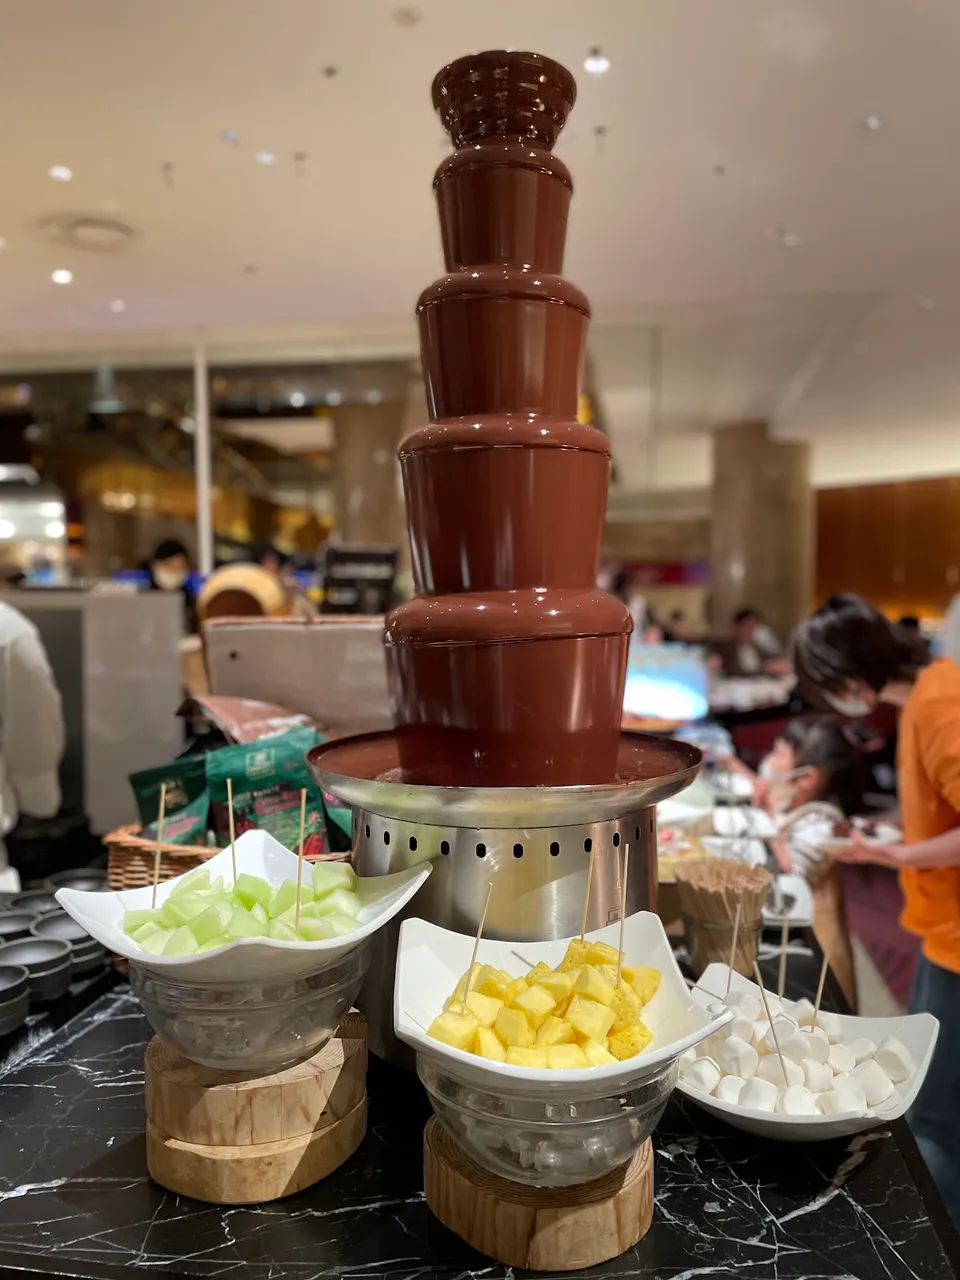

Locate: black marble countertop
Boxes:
[0,943,958,1280]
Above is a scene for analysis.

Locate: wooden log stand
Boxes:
[423,1116,654,1272]
[144,1011,367,1204]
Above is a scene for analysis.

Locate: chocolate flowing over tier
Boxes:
[384,50,632,787]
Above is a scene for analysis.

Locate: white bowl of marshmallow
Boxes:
[675,964,939,1141]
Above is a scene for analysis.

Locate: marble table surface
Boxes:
[0,945,957,1280]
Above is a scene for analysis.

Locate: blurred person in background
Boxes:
[717,606,791,676]
[146,539,197,633]
[0,596,65,891]
[793,592,959,1224]
[251,542,315,619]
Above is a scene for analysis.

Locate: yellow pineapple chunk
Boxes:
[526,962,553,985]
[505,1047,549,1068]
[585,941,621,967]
[622,965,662,1006]
[609,981,642,1032]
[427,1010,478,1052]
[535,1015,575,1048]
[476,1027,506,1062]
[535,969,574,1004]
[598,964,620,986]
[546,1043,591,1070]
[503,977,528,1005]
[558,939,591,972]
[495,1006,534,1048]
[608,1020,653,1060]
[478,967,515,1000]
[565,993,616,1043]
[445,964,481,1008]
[463,990,503,1028]
[511,983,557,1030]
[574,964,616,1008]
[583,1041,618,1066]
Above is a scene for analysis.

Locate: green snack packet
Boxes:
[130,757,210,846]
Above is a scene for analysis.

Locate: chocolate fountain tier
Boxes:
[432,51,576,150]
[384,589,631,787]
[435,142,572,273]
[418,268,588,421]
[401,414,610,594]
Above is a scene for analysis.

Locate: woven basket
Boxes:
[103,825,350,892]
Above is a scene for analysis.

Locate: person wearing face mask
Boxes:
[721,715,862,1008]
[146,539,197,633]
[793,591,960,1225]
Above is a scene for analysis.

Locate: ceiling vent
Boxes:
[37,212,140,254]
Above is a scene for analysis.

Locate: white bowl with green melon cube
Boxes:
[55,830,432,981]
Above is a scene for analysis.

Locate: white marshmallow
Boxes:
[847,1036,877,1065]
[801,1058,834,1094]
[817,1081,868,1116]
[761,1015,799,1054]
[756,1055,803,1088]
[833,1074,868,1108]
[852,1058,896,1106]
[706,1001,727,1019]
[814,1010,842,1043]
[778,1084,819,1116]
[697,1032,724,1058]
[726,1014,755,1044]
[780,1031,813,1065]
[715,1074,746,1105]
[739,1076,779,1113]
[725,991,762,1022]
[800,1029,830,1063]
[678,1047,697,1071]
[827,1043,856,1075]
[875,1036,914,1084]
[791,997,816,1026]
[684,1057,722,1094]
[715,1035,760,1080]
[752,1019,770,1049]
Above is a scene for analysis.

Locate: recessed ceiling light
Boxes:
[48,165,72,182]
[243,264,258,275]
[51,268,73,284]
[109,299,126,313]
[326,391,343,406]
[322,65,338,78]
[767,227,800,248]
[861,114,883,132]
[255,151,276,165]
[290,391,306,408]
[0,520,15,540]
[39,502,64,518]
[916,293,938,311]
[45,520,66,539]
[584,47,611,75]
[221,129,241,145]
[363,389,383,404]
[392,6,421,26]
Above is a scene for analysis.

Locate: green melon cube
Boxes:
[313,888,361,920]
[130,922,163,943]
[164,925,200,957]
[233,874,273,911]
[250,902,269,925]
[267,879,302,919]
[123,908,163,934]
[171,869,211,896]
[312,862,356,899]
[138,929,175,955]
[318,912,359,937]
[189,906,225,945]
[225,907,264,940]
[212,899,234,929]
[160,892,209,928]
[210,876,226,894]
[267,918,298,942]
[197,936,229,953]
[297,917,335,942]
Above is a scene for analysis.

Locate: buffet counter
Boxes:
[0,945,956,1280]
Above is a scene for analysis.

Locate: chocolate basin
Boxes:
[384,589,630,787]
[400,415,610,595]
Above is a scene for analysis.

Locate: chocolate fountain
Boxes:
[308,50,701,1062]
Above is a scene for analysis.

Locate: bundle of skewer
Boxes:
[673,859,771,978]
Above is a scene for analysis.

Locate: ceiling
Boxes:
[3,0,960,487]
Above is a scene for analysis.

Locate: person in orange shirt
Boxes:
[793,592,960,1226]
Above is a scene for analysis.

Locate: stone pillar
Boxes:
[710,421,814,640]
[331,400,406,546]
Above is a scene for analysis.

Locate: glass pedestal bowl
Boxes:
[417,1054,677,1187]
[129,941,370,1071]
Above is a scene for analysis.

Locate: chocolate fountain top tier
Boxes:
[432,51,576,149]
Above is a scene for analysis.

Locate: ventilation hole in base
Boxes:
[549,841,560,857]
[364,824,370,839]
[440,840,450,856]
[613,831,621,848]
[635,826,641,841]
[583,837,592,854]
[383,831,391,846]
[513,843,523,858]
[476,842,487,858]
[409,836,418,852]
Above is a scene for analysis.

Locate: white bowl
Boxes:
[676,964,939,1141]
[56,829,431,982]
[394,912,732,1096]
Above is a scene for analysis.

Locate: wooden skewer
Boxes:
[753,962,790,1088]
[150,783,168,910]
[579,845,598,943]
[294,788,308,934]
[465,884,494,996]
[724,899,742,998]
[226,776,238,886]
[777,913,790,1000]
[812,951,830,1031]
[616,846,629,986]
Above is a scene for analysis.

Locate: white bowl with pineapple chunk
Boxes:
[676,964,939,1141]
[56,830,432,981]
[395,912,731,1095]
